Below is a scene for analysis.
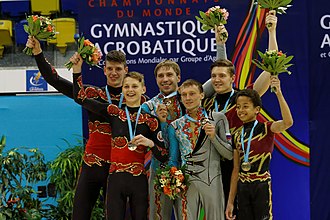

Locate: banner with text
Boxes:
[78,1,310,219]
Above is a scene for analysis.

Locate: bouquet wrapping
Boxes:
[195,6,229,41]
[252,50,293,92]
[65,36,102,70]
[23,15,56,55]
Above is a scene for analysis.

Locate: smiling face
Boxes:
[236,96,260,123]
[211,66,235,94]
[156,66,181,96]
[104,61,128,88]
[122,76,146,107]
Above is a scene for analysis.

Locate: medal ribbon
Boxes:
[106,86,124,108]
[185,108,208,123]
[125,106,142,142]
[241,120,258,163]
[214,89,235,113]
[163,91,177,100]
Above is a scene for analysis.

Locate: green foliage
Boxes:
[47,139,104,219]
[252,50,294,75]
[195,6,229,31]
[0,136,105,219]
[154,165,190,200]
[0,135,48,219]
[254,0,293,14]
[252,50,293,92]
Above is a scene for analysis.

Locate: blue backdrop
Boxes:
[309,0,330,219]
[74,0,325,219]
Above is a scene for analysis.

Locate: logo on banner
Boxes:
[26,70,47,91]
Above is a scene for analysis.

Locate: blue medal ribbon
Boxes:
[106,86,124,108]
[125,106,142,142]
[185,108,208,123]
[214,89,234,113]
[240,120,258,164]
[163,91,177,100]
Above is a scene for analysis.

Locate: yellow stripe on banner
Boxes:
[260,109,310,153]
[239,8,261,90]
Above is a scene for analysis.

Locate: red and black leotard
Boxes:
[34,53,147,219]
[73,73,168,220]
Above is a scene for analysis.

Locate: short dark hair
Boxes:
[154,60,181,77]
[179,79,203,94]
[106,50,127,67]
[124,71,145,87]
[235,89,262,107]
[210,59,235,76]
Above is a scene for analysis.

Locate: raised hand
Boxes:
[69,52,83,73]
[266,10,277,32]
[215,24,228,44]
[26,36,42,55]
[270,75,282,95]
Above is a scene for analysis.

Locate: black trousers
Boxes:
[106,172,148,220]
[72,162,110,220]
[237,180,272,220]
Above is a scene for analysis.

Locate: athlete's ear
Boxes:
[200,92,205,100]
[256,106,261,115]
[231,74,236,83]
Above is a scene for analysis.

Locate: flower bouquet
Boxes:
[252,50,294,92]
[154,166,189,200]
[64,36,102,70]
[254,0,293,14]
[195,6,229,41]
[23,15,56,55]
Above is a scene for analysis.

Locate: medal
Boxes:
[128,143,137,151]
[163,98,172,106]
[240,120,258,172]
[241,161,251,172]
[125,106,142,152]
[200,117,209,126]
[162,91,177,107]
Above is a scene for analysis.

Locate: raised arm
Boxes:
[203,25,229,98]
[269,76,293,133]
[253,10,278,97]
[215,24,228,60]
[72,72,111,117]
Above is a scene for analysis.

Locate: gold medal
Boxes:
[241,161,251,172]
